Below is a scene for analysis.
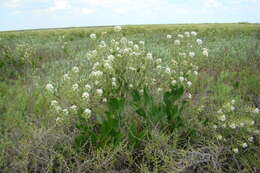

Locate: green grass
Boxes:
[0,23,260,173]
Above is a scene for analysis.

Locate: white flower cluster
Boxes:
[213,99,259,153]
[46,29,206,125]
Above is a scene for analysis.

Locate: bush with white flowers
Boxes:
[44,26,220,148]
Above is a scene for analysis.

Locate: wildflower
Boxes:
[99,41,106,48]
[240,122,245,127]
[157,88,163,92]
[184,32,190,37]
[72,84,79,91]
[213,125,217,129]
[134,44,139,50]
[233,148,239,153]
[174,39,180,45]
[96,89,103,96]
[92,50,97,56]
[250,120,255,125]
[63,109,69,115]
[72,66,79,73]
[219,114,226,121]
[46,83,54,92]
[203,49,208,57]
[82,92,90,100]
[229,123,236,129]
[70,105,77,111]
[128,41,134,46]
[83,108,92,119]
[112,81,117,87]
[187,81,192,87]
[193,71,198,75]
[217,109,223,114]
[114,26,122,32]
[230,106,235,111]
[120,37,127,44]
[107,55,115,62]
[242,143,248,148]
[196,39,203,45]
[102,98,107,102]
[165,67,171,74]
[104,63,112,70]
[167,34,172,39]
[155,58,162,64]
[139,41,145,45]
[94,80,99,85]
[179,76,185,82]
[231,99,236,104]
[139,89,144,94]
[63,73,70,80]
[171,80,177,85]
[85,84,91,91]
[90,33,96,39]
[146,53,153,60]
[177,34,184,38]
[187,93,192,99]
[248,136,254,142]
[128,67,136,71]
[129,84,133,88]
[156,65,162,69]
[51,100,58,107]
[191,31,197,36]
[216,134,222,140]
[253,108,259,114]
[254,130,259,134]
[55,105,62,112]
[56,117,62,122]
[189,52,195,57]
[90,70,103,77]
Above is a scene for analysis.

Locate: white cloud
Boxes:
[3,0,22,8]
[48,0,70,12]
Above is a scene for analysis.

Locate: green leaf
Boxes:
[143,87,153,106]
[132,89,141,102]
[136,108,146,117]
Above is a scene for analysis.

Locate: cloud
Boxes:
[3,0,22,8]
[47,0,70,11]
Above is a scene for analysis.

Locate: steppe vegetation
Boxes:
[0,23,259,172]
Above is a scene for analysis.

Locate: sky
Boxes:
[0,0,259,31]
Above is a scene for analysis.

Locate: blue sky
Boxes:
[0,0,259,31]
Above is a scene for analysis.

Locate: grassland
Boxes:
[0,23,260,173]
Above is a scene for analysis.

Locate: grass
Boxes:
[0,23,259,173]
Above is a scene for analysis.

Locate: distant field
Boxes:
[0,23,259,173]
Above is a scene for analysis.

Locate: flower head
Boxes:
[233,148,239,153]
[82,92,90,100]
[63,73,70,80]
[72,66,79,73]
[242,143,248,148]
[196,39,203,45]
[90,33,96,39]
[72,84,79,91]
[114,26,122,32]
[96,89,103,96]
[174,40,180,45]
[191,31,197,36]
[46,83,54,92]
